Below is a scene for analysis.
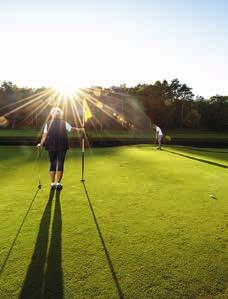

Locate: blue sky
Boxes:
[0,0,227,97]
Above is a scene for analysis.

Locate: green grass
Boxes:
[0,145,227,298]
[1,128,228,141]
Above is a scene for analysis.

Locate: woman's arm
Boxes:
[65,122,84,133]
[71,127,84,132]
[37,123,48,147]
[37,133,47,147]
[71,127,85,138]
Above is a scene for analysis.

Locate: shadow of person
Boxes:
[19,189,55,299]
[43,189,64,299]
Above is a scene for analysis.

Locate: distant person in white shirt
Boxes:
[153,124,163,150]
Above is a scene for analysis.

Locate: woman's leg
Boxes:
[57,151,67,183]
[48,151,58,183]
[158,135,162,149]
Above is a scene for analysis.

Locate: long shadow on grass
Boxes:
[184,147,228,154]
[165,149,228,169]
[0,188,41,276]
[82,182,124,299]
[19,189,64,299]
[43,190,64,299]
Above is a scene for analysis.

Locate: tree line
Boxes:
[126,79,228,130]
[0,80,228,130]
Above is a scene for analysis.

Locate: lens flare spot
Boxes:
[0,116,9,127]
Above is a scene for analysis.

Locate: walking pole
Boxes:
[37,146,42,189]
[81,97,85,182]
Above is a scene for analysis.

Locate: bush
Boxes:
[164,135,172,143]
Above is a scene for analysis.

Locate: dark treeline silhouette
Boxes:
[0,79,228,130]
[0,81,48,128]
[127,79,228,130]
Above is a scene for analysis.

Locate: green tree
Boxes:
[169,79,194,127]
[183,109,201,128]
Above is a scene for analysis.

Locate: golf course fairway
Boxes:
[0,145,227,299]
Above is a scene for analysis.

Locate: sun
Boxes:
[53,82,80,98]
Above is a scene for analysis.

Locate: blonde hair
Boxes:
[50,107,63,118]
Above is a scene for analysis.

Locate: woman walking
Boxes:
[37,107,83,190]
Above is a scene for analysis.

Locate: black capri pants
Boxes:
[48,150,67,172]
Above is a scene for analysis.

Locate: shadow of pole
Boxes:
[164,149,228,169]
[19,189,55,299]
[43,189,64,299]
[0,188,41,276]
[82,182,125,299]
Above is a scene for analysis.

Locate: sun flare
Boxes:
[53,82,80,98]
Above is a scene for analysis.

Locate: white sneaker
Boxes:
[50,183,56,190]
